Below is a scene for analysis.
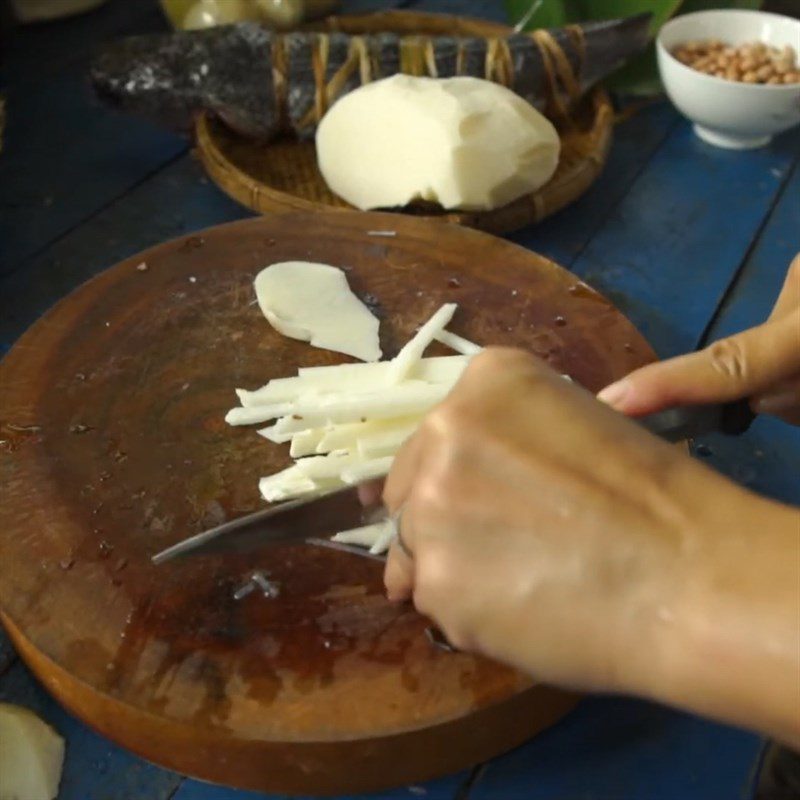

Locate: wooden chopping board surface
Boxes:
[0,212,655,795]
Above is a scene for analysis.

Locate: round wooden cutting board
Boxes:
[0,212,655,795]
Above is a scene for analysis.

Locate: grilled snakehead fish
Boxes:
[91,14,651,141]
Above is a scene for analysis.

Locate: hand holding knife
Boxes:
[152,398,754,566]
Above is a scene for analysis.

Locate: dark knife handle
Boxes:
[637,398,755,443]
[719,398,757,436]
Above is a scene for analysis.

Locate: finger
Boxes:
[768,254,800,321]
[357,479,384,508]
[597,313,800,416]
[384,511,414,602]
[383,430,424,514]
[752,375,800,422]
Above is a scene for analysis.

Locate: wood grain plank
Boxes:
[469,697,761,800]
[0,154,250,352]
[0,0,186,275]
[690,159,800,508]
[564,122,800,358]
[0,660,182,800]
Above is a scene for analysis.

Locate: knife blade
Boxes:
[152,398,755,565]
[151,485,371,565]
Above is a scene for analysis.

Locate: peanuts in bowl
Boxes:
[672,39,799,84]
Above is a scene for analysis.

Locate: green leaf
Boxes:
[504,0,765,96]
[503,1,571,29]
[503,0,681,32]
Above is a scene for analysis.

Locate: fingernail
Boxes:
[753,391,796,415]
[597,380,630,408]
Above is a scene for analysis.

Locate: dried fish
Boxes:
[90,14,650,141]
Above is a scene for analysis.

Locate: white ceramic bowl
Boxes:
[657,10,800,149]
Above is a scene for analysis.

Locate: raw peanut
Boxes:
[756,65,774,81]
[725,67,739,81]
[740,57,756,71]
[774,60,792,75]
[713,68,726,77]
[742,71,758,83]
[752,41,767,56]
[781,45,796,63]
[767,76,782,85]
[785,72,800,84]
[723,46,737,58]
[717,55,730,68]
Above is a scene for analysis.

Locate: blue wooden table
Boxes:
[1,1,798,798]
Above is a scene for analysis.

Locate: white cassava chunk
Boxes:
[294,450,358,480]
[386,304,457,385]
[340,456,395,485]
[238,355,469,408]
[289,428,327,457]
[254,261,381,362]
[357,421,417,459]
[0,703,64,800]
[332,519,395,553]
[316,74,560,212]
[228,381,449,428]
[435,329,483,356]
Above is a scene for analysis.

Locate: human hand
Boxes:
[380,348,744,692]
[598,255,800,424]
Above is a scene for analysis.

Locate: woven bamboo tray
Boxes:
[195,11,615,235]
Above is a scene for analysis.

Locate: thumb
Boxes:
[598,313,800,415]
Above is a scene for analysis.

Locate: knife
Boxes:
[151,398,754,565]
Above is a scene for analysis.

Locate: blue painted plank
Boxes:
[0,660,181,800]
[172,771,468,800]
[692,158,800,507]
[471,697,761,800]
[565,121,800,358]
[512,102,682,267]
[0,154,250,351]
[0,0,186,275]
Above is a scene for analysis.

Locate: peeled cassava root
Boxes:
[0,703,65,800]
[315,74,561,212]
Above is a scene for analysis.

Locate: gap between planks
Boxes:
[695,152,800,351]
[1,147,189,280]
[563,112,683,271]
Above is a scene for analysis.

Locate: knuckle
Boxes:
[464,347,533,383]
[706,337,750,383]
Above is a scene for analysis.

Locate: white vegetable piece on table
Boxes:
[0,703,64,800]
[254,261,381,362]
[316,74,561,212]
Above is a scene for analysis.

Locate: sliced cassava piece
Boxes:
[254,260,381,362]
